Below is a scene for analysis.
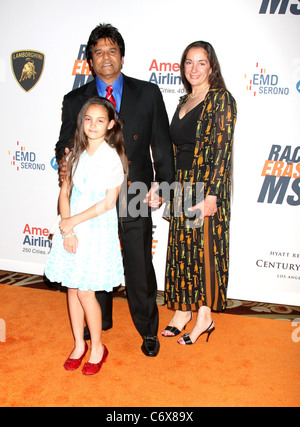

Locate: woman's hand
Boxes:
[188,195,217,219]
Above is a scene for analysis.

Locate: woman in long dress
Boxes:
[161,41,237,345]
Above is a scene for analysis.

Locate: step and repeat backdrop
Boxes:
[0,0,299,305]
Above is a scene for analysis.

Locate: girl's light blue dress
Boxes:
[45,142,124,292]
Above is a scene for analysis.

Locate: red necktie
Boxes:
[105,85,117,109]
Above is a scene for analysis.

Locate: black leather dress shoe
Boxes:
[141,336,160,357]
[84,324,112,340]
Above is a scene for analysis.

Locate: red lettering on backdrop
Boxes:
[23,224,50,236]
[149,59,180,72]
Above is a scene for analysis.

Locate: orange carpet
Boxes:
[0,283,299,407]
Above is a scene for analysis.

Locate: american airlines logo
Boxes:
[259,0,300,14]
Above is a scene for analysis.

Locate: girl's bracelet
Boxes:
[62,232,76,240]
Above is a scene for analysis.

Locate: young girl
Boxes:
[45,97,128,376]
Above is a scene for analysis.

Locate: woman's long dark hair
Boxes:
[67,96,128,197]
[180,41,227,93]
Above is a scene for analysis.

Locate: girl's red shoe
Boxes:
[63,342,88,371]
[82,345,108,375]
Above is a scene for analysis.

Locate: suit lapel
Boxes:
[119,74,138,122]
[82,78,98,100]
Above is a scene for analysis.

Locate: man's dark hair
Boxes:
[86,23,125,61]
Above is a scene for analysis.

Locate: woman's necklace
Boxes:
[190,85,210,98]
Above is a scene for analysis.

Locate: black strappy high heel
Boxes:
[161,313,193,338]
[178,320,215,345]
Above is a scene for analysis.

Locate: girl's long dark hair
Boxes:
[180,41,227,93]
[67,96,128,197]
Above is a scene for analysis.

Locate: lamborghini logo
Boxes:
[11,50,45,92]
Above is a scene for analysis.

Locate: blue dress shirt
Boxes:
[95,73,123,113]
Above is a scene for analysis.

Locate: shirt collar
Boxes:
[95,74,123,113]
[95,73,123,96]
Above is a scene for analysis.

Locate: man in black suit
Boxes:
[56,23,174,357]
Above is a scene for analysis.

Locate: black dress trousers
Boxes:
[95,290,113,330]
[95,216,158,337]
[120,217,159,338]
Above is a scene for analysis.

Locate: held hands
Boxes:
[143,182,163,209]
[188,195,218,220]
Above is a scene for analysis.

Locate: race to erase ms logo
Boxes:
[72,44,94,90]
[257,144,300,206]
[259,0,300,14]
[8,141,46,172]
[244,62,289,96]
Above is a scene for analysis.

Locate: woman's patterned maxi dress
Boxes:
[164,88,237,312]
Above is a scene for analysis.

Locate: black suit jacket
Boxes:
[56,74,175,220]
